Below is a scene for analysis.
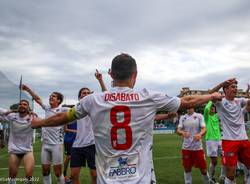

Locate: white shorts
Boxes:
[206,140,222,157]
[41,143,63,165]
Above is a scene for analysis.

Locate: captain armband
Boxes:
[66,108,78,122]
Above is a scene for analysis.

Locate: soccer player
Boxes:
[70,87,96,184]
[209,79,250,184]
[0,100,35,184]
[22,85,66,184]
[69,70,107,184]
[63,120,77,183]
[177,107,209,184]
[31,53,223,184]
[204,101,225,183]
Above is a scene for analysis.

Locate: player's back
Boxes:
[77,86,180,183]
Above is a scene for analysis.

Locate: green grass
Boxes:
[0,133,248,183]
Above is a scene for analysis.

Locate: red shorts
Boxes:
[222,140,250,167]
[182,149,207,170]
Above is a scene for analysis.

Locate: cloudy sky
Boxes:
[0,0,250,115]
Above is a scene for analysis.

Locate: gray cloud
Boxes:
[0,0,250,113]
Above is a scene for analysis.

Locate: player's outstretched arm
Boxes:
[31,112,71,129]
[95,69,107,92]
[154,112,178,121]
[64,125,77,133]
[179,92,223,110]
[203,101,212,123]
[245,99,250,112]
[21,84,43,108]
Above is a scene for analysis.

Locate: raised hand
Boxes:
[95,69,103,81]
[20,84,30,91]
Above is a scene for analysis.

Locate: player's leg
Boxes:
[23,152,35,184]
[85,145,97,184]
[194,150,209,184]
[218,141,226,183]
[182,149,192,184]
[150,147,156,184]
[52,144,64,184]
[71,167,81,184]
[206,141,219,183]
[41,144,52,184]
[238,140,250,184]
[63,155,71,182]
[8,153,22,184]
[63,142,73,183]
[70,147,86,184]
[222,140,238,183]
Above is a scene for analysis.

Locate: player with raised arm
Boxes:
[204,101,225,183]
[70,87,96,184]
[31,53,223,184]
[69,70,107,184]
[0,100,35,184]
[22,85,66,184]
[177,107,209,184]
[209,79,250,184]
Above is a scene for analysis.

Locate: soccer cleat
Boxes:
[210,178,219,184]
[219,176,225,184]
[64,176,72,184]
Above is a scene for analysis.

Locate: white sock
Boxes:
[184,172,192,184]
[43,174,52,184]
[8,178,16,184]
[224,177,235,184]
[57,174,65,184]
[209,163,216,179]
[246,169,250,184]
[202,173,209,184]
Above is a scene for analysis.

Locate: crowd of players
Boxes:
[0,53,250,184]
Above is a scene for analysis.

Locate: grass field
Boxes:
[0,133,248,184]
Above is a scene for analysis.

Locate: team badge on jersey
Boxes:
[105,153,139,181]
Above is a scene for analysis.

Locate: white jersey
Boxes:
[41,105,67,145]
[178,112,205,150]
[0,112,34,154]
[215,98,248,140]
[72,116,95,148]
[72,87,180,184]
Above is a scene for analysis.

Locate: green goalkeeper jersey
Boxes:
[204,101,221,141]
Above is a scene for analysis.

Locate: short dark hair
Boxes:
[78,87,90,100]
[222,80,238,93]
[52,92,64,105]
[19,99,29,106]
[111,53,137,81]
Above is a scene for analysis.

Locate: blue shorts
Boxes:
[70,144,96,169]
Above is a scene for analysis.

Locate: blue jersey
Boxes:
[64,121,77,143]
